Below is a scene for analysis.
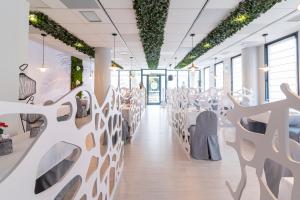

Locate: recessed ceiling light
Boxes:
[120,52,128,55]
[297,3,300,11]
[80,11,101,22]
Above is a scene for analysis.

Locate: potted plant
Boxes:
[0,122,12,156]
[0,122,8,139]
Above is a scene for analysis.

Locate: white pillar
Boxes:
[223,58,231,93]
[0,0,29,102]
[94,47,111,105]
[242,47,260,105]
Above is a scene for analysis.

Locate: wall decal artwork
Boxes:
[0,86,124,200]
[226,83,300,200]
[18,64,37,102]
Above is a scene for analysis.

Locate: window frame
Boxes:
[214,61,224,89]
[230,54,242,93]
[265,32,299,101]
[203,66,210,91]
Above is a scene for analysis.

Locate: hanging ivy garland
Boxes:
[29,11,123,69]
[176,0,284,69]
[133,0,170,69]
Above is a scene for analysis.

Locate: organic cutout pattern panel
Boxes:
[226,84,300,200]
[0,86,124,200]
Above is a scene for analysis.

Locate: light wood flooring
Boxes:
[114,106,259,200]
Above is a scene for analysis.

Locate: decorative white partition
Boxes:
[121,87,145,137]
[0,86,124,200]
[167,87,235,159]
[226,84,300,200]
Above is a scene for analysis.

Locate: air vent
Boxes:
[80,11,101,22]
[288,14,300,22]
[60,0,99,9]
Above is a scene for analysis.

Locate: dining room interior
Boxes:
[1,0,300,200]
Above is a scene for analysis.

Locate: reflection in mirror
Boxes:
[75,91,92,129]
[0,113,46,182]
[54,175,82,200]
[35,142,81,194]
[57,102,72,122]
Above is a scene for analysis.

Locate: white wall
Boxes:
[27,40,94,105]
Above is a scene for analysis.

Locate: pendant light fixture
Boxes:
[111,33,118,71]
[259,33,269,72]
[188,33,198,72]
[39,33,48,72]
[129,56,135,79]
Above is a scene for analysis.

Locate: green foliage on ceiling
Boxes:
[133,0,170,69]
[71,56,83,90]
[176,0,284,69]
[112,61,124,69]
[29,11,124,69]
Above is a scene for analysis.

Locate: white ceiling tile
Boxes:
[29,0,50,8]
[115,23,139,34]
[206,0,242,9]
[196,9,231,23]
[106,9,136,24]
[99,0,133,8]
[273,0,300,9]
[167,9,199,24]
[170,0,207,9]
[41,0,67,8]
[165,23,191,34]
[62,23,115,34]
[38,9,86,23]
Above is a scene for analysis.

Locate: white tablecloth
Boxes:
[278,177,293,200]
[57,105,71,117]
[186,109,205,128]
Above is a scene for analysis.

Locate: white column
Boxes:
[223,58,231,93]
[0,0,29,102]
[242,46,265,105]
[94,47,111,105]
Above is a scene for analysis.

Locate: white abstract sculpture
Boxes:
[0,86,124,200]
[226,84,300,200]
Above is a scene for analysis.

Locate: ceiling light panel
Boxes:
[80,11,102,22]
[60,0,99,9]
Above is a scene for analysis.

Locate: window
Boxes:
[178,70,189,88]
[130,70,141,88]
[189,70,200,88]
[214,62,224,89]
[119,71,130,89]
[231,55,243,93]
[266,34,298,102]
[204,67,210,91]
[111,70,119,89]
[167,70,177,89]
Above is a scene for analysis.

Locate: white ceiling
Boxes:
[29,0,300,70]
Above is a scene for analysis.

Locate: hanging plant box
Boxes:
[0,138,13,156]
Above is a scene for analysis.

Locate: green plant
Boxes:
[176,0,284,69]
[71,56,83,90]
[29,11,124,69]
[133,0,170,69]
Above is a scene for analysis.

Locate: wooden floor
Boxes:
[114,106,259,200]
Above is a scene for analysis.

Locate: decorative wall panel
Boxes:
[226,84,300,200]
[0,86,124,200]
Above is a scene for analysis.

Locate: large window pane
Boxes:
[167,71,177,89]
[178,71,189,88]
[204,67,210,91]
[119,71,130,89]
[214,62,224,89]
[130,70,141,88]
[111,70,119,89]
[231,56,243,93]
[189,70,200,88]
[267,35,298,102]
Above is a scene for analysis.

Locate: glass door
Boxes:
[147,75,161,105]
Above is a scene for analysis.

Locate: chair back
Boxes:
[195,111,218,136]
